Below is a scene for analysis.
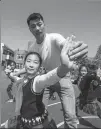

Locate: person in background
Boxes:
[5,61,19,102]
[74,64,101,119]
[72,64,88,117]
[97,67,101,80]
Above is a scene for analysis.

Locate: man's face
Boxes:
[29,19,45,39]
[25,54,40,75]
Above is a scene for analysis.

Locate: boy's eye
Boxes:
[34,61,39,64]
[26,60,31,62]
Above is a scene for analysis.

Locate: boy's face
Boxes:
[80,66,88,77]
[25,54,40,75]
[29,19,45,40]
[10,62,16,70]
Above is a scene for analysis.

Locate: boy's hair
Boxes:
[24,51,42,66]
[79,64,89,73]
[10,61,16,66]
[27,13,44,26]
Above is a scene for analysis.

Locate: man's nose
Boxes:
[36,26,40,30]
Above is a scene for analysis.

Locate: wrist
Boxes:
[71,62,78,70]
[57,64,69,78]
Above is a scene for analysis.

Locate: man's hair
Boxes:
[27,13,44,26]
[24,51,42,66]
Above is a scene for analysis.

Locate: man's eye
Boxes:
[37,23,42,27]
[30,25,36,28]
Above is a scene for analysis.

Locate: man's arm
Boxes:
[54,33,66,50]
[55,34,88,62]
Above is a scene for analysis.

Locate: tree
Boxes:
[94,45,101,68]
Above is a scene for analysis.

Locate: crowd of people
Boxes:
[3,13,101,129]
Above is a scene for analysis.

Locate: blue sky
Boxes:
[1,0,101,57]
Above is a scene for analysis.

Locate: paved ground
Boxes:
[1,71,101,128]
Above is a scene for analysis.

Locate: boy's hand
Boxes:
[5,69,11,75]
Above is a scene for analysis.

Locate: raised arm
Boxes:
[54,33,66,50]
[11,68,26,76]
[33,40,77,92]
[9,72,21,82]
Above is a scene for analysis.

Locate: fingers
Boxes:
[69,49,88,60]
[76,54,88,61]
[69,42,88,57]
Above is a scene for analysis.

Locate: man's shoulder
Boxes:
[47,33,63,38]
[46,33,65,44]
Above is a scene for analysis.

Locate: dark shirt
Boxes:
[20,77,45,119]
[74,73,101,101]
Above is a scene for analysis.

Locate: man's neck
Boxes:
[36,34,46,44]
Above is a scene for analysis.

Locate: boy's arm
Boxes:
[34,40,77,92]
[12,68,26,76]
[34,65,70,92]
[9,73,21,82]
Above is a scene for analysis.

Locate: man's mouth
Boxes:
[27,68,35,71]
[36,31,42,35]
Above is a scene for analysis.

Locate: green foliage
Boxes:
[71,45,101,80]
[94,45,101,68]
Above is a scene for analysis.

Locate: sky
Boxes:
[1,0,101,57]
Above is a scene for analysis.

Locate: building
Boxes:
[14,49,27,69]
[1,43,14,67]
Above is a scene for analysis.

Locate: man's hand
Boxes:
[60,39,74,69]
[68,40,88,61]
[57,39,78,78]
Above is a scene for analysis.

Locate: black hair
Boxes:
[79,64,89,73]
[10,61,16,66]
[88,63,98,71]
[27,13,44,26]
[24,51,42,66]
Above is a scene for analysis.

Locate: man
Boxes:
[13,13,88,128]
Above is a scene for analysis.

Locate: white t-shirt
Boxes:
[28,33,66,71]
